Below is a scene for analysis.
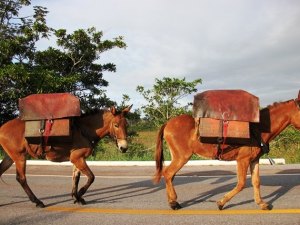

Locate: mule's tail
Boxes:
[153,123,167,184]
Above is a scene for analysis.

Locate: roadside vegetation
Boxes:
[0,125,299,163]
[267,126,300,163]
[86,125,300,163]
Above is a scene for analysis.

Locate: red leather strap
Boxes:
[43,119,53,146]
[222,120,229,150]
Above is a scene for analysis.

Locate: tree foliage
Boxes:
[0,0,126,124]
[136,77,202,126]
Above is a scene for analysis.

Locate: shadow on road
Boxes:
[1,169,299,210]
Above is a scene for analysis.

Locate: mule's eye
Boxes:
[114,123,119,128]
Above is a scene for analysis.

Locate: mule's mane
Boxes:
[266,99,294,109]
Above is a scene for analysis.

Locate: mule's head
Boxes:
[291,90,300,129]
[109,105,132,153]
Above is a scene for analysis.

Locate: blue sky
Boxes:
[33,0,300,108]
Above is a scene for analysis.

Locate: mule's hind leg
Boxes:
[217,159,250,210]
[70,155,95,205]
[15,160,45,208]
[163,158,189,210]
[250,160,271,210]
[0,155,14,176]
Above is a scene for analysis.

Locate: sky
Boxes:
[33,0,300,109]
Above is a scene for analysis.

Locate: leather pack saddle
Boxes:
[19,93,81,157]
[193,90,260,146]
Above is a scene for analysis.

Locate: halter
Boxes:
[109,120,118,140]
[109,117,127,142]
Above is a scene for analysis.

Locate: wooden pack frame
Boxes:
[198,118,251,145]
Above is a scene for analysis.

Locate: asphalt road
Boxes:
[0,164,300,225]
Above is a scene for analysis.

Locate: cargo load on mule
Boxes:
[19,93,81,146]
[193,90,260,146]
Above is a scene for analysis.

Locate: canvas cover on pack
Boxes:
[193,90,260,145]
[19,93,81,144]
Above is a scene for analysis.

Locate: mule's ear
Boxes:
[122,104,133,115]
[110,106,117,115]
[296,91,300,108]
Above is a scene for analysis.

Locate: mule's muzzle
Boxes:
[117,139,128,153]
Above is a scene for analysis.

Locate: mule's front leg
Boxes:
[71,153,95,205]
[250,160,271,210]
[217,160,249,210]
[76,166,95,204]
[71,165,85,204]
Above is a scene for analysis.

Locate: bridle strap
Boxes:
[109,121,117,140]
[109,118,127,142]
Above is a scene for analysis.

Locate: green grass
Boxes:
[88,130,211,161]
[266,127,300,164]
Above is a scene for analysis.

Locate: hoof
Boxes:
[74,198,86,205]
[217,201,224,210]
[79,198,86,205]
[36,201,45,208]
[170,202,182,210]
[260,203,272,210]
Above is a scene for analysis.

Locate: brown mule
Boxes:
[0,105,132,208]
[153,92,300,210]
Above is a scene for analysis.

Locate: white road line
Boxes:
[0,159,286,166]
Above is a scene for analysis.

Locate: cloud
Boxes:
[34,0,300,107]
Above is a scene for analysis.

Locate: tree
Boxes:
[136,77,202,126]
[0,0,50,122]
[0,0,126,124]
